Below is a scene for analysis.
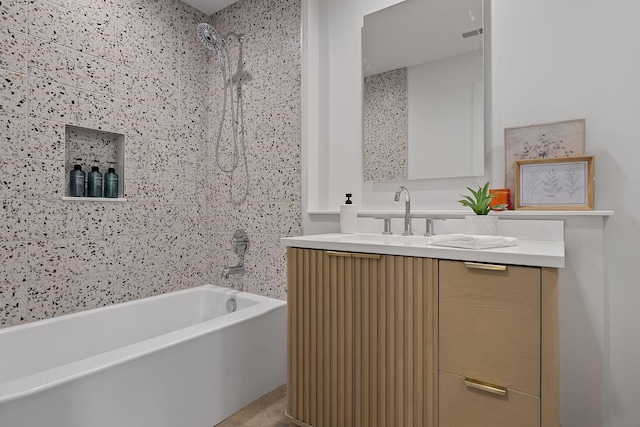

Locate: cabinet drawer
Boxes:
[439,260,541,396]
[439,371,540,427]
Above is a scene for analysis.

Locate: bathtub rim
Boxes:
[0,285,286,404]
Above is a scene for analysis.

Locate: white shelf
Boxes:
[62,197,127,202]
[308,209,614,218]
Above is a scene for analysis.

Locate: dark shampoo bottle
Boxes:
[87,166,103,197]
[104,167,119,198]
[69,164,86,197]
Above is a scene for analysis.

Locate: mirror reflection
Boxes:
[362,0,484,182]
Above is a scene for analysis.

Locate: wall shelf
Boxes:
[62,197,127,202]
[307,209,615,219]
[65,125,125,199]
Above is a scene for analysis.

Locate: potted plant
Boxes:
[458,182,507,235]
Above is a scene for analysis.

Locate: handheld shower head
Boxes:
[197,23,225,51]
[197,23,228,71]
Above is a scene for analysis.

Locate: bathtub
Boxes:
[0,285,286,427]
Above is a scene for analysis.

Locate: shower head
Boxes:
[197,23,229,72]
[197,23,226,52]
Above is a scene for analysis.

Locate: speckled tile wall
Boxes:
[363,67,408,182]
[206,0,301,300]
[0,0,302,329]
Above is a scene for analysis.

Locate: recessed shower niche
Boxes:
[63,125,125,201]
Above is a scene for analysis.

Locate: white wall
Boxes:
[305,0,640,426]
[407,51,483,179]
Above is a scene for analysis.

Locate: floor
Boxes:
[214,384,289,427]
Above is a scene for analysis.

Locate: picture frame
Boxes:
[514,156,594,210]
[505,119,585,207]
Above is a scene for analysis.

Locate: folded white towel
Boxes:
[429,234,518,250]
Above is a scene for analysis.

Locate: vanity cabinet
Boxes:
[438,260,558,426]
[286,247,438,427]
[285,247,559,427]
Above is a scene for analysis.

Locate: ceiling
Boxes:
[182,0,239,16]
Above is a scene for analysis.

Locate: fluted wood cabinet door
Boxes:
[287,248,437,427]
[354,255,438,427]
[287,248,354,427]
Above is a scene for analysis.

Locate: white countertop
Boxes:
[281,233,565,268]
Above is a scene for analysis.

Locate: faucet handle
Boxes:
[382,217,392,235]
[424,218,446,237]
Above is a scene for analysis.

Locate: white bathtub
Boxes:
[0,285,286,427]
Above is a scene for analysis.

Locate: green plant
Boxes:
[458,182,508,215]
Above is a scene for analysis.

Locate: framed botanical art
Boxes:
[514,156,595,210]
[505,119,585,206]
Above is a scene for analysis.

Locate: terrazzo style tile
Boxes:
[127,266,175,298]
[55,273,121,312]
[124,136,158,169]
[246,64,300,109]
[0,69,26,115]
[176,170,199,204]
[0,0,27,33]
[28,0,77,49]
[0,156,27,199]
[0,26,27,75]
[75,51,117,96]
[27,38,76,87]
[0,241,32,285]
[22,277,77,321]
[76,17,125,64]
[77,0,131,26]
[0,113,27,157]
[66,238,108,275]
[1,0,301,327]
[0,199,29,242]
[26,118,64,161]
[111,66,143,105]
[246,135,300,171]
[24,159,64,200]
[0,284,28,326]
[47,0,78,10]
[122,167,164,202]
[28,239,69,281]
[102,201,149,237]
[243,99,301,140]
[65,203,106,239]
[26,199,68,240]
[27,77,77,122]
[249,167,301,203]
[363,68,408,182]
[75,89,127,134]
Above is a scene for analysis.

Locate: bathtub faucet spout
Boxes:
[221,263,245,279]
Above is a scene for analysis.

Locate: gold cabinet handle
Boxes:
[326,251,381,260]
[352,253,381,260]
[464,261,507,271]
[326,251,352,258]
[464,377,507,396]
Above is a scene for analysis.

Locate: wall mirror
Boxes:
[362,0,485,182]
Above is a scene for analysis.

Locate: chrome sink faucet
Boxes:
[394,186,413,236]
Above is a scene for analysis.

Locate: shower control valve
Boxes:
[231,229,250,255]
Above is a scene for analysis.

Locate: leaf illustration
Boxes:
[542,168,563,199]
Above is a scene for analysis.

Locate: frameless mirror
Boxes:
[362,0,485,182]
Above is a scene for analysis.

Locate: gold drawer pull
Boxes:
[464,261,507,271]
[464,377,507,396]
[326,251,352,257]
[352,253,381,260]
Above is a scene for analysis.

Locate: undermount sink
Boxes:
[318,233,432,245]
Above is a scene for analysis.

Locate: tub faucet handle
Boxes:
[231,229,250,255]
